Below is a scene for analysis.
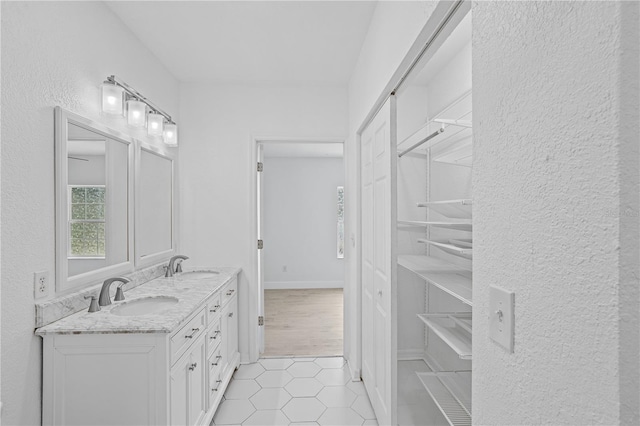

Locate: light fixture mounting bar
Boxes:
[105,75,174,124]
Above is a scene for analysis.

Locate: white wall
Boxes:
[178,83,348,361]
[68,155,106,186]
[263,156,344,289]
[473,1,639,424]
[345,0,437,375]
[0,2,179,424]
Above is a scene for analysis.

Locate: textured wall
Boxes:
[473,1,639,424]
[1,2,179,424]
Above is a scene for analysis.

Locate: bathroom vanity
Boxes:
[36,268,240,426]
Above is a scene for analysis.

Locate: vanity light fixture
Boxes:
[126,99,147,127]
[163,123,178,146]
[101,75,178,146]
[101,82,124,115]
[147,112,164,137]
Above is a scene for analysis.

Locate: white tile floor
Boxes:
[213,357,378,426]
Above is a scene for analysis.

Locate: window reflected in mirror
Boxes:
[69,185,105,258]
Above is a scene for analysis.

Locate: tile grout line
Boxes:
[214,357,376,426]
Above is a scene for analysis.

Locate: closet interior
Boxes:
[395,10,472,426]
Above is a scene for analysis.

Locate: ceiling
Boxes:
[106,1,377,85]
[263,142,343,158]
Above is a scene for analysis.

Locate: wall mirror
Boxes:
[135,145,176,267]
[55,107,134,293]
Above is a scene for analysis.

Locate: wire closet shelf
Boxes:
[397,90,472,160]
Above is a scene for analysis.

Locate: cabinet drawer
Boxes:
[206,293,222,325]
[206,317,222,354]
[221,278,238,307]
[208,345,224,378]
[208,369,223,407]
[170,308,205,364]
[208,349,224,404]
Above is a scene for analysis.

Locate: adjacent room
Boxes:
[260,142,345,357]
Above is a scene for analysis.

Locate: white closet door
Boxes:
[361,96,397,426]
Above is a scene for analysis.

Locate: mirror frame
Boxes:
[55,107,136,294]
[134,142,177,268]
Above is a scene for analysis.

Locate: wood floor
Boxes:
[263,288,343,357]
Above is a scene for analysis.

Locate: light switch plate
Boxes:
[489,285,515,352]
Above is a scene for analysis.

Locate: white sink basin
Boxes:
[111,296,179,316]
[177,270,220,280]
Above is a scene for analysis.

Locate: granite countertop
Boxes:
[36,266,240,336]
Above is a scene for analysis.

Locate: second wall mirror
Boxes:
[135,145,176,268]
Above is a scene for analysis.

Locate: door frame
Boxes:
[248,136,346,361]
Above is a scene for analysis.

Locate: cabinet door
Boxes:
[188,337,207,426]
[170,351,190,425]
[360,96,397,426]
[220,304,229,374]
[171,336,206,426]
[220,296,238,376]
[226,296,239,363]
[46,334,165,426]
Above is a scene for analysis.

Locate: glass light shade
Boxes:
[147,113,164,137]
[126,100,147,127]
[101,83,124,115]
[163,123,178,146]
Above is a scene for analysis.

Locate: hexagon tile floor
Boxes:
[212,356,378,426]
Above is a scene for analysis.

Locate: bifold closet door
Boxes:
[360,96,397,426]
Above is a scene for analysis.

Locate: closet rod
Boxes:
[398,127,444,158]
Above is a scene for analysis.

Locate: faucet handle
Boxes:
[114,282,126,302]
[84,295,100,313]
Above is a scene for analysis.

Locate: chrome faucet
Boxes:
[99,277,130,306]
[166,255,189,277]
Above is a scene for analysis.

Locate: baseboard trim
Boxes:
[346,358,361,381]
[264,280,344,289]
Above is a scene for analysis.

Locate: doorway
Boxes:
[254,140,345,358]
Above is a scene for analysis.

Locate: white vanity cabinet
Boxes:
[171,334,207,426]
[40,276,240,426]
[220,279,239,374]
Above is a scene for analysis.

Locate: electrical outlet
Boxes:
[34,271,49,299]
